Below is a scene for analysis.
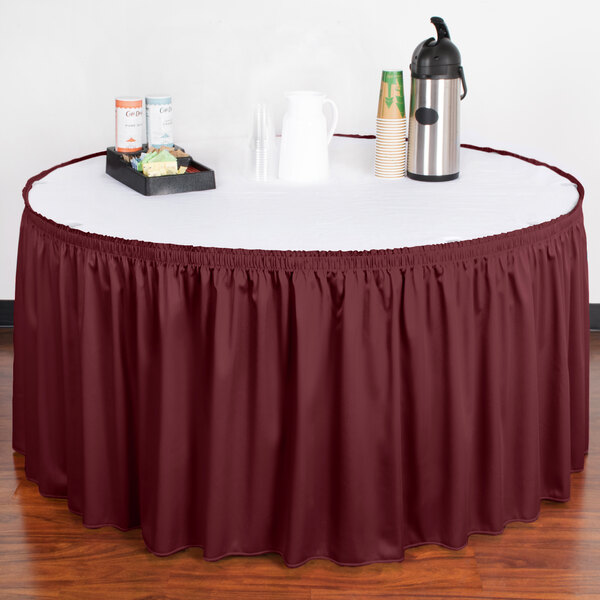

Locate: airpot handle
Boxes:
[431,16,451,41]
[458,66,467,100]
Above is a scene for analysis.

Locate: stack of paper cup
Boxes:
[375,71,406,179]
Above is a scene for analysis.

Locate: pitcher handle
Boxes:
[324,98,339,144]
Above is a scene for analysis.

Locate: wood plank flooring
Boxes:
[1,328,598,600]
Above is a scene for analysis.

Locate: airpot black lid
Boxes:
[410,17,462,79]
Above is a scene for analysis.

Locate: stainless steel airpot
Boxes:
[407,17,467,181]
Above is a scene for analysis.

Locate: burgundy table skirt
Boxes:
[12,145,589,567]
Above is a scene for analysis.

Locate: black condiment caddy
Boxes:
[105,145,216,196]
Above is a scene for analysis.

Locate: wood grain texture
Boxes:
[0,328,598,600]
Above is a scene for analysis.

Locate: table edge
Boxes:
[20,140,586,271]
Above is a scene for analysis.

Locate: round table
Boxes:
[13,137,589,567]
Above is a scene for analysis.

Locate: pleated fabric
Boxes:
[12,145,589,567]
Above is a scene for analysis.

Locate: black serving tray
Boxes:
[105,146,216,196]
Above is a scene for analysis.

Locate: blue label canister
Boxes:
[146,96,173,147]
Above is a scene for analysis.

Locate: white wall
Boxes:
[1,0,598,300]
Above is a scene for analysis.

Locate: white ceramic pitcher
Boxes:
[278,91,339,183]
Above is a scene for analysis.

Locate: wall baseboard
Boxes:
[591,303,600,331]
[1,299,600,330]
[0,300,14,328]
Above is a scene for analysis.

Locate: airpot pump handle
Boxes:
[458,66,467,100]
[431,16,451,41]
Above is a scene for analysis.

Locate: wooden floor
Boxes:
[0,329,598,600]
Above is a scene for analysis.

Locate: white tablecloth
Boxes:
[28,137,578,251]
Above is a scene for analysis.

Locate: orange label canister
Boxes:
[115,97,143,153]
